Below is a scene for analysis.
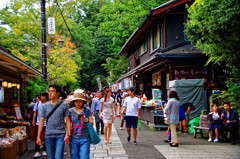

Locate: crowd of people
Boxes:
[26,85,141,159]
[25,85,239,159]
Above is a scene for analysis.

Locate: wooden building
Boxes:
[0,47,43,116]
[115,0,227,110]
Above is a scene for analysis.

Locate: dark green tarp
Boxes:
[169,79,205,119]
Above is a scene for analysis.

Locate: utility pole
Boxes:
[41,0,47,83]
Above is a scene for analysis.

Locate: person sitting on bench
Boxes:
[207,104,223,142]
[220,102,239,145]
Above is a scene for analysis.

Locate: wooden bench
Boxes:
[193,115,240,139]
[193,115,209,138]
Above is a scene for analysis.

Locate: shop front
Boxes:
[0,47,43,157]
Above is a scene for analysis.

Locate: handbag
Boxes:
[84,107,101,145]
[164,117,170,125]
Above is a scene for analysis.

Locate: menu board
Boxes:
[14,104,22,120]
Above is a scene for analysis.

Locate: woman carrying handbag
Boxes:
[69,91,94,159]
[164,90,180,147]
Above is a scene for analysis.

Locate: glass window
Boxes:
[153,29,158,50]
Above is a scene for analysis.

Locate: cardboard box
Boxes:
[19,136,28,155]
[0,140,19,159]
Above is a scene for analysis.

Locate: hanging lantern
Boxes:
[12,83,17,87]
[7,82,12,88]
[2,81,8,87]
[17,84,20,89]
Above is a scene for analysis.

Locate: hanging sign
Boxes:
[48,17,55,35]
[14,104,22,120]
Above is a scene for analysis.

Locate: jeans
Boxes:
[69,137,90,159]
[45,136,65,159]
[95,110,104,133]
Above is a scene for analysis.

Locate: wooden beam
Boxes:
[0,60,22,67]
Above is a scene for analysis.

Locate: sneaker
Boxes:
[42,151,47,156]
[208,138,213,142]
[33,152,41,158]
[214,138,219,142]
[127,136,130,142]
[120,127,123,130]
[133,141,137,145]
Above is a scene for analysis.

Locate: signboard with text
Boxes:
[48,17,55,35]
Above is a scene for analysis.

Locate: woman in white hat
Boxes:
[69,91,93,159]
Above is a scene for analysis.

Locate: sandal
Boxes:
[108,140,112,144]
[104,140,108,144]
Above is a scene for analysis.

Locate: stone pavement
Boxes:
[20,118,240,159]
[90,124,128,159]
[154,145,240,159]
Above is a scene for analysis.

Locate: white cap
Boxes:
[123,92,128,97]
[74,89,84,94]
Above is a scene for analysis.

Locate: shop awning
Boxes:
[0,47,43,77]
[116,57,158,82]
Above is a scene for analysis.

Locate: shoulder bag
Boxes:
[84,107,101,145]
[46,100,63,123]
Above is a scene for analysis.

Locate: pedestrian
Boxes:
[36,84,71,159]
[87,90,92,109]
[69,91,93,159]
[99,89,116,143]
[164,90,180,147]
[164,102,195,143]
[207,104,222,142]
[116,89,122,116]
[220,101,239,145]
[121,87,141,145]
[119,92,128,130]
[179,102,195,133]
[32,92,48,157]
[91,91,104,135]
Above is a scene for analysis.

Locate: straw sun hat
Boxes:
[70,90,87,102]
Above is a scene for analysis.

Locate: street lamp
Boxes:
[47,36,64,55]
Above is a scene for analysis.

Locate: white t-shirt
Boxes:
[123,96,141,117]
[33,101,46,126]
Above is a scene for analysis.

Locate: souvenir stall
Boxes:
[0,47,43,157]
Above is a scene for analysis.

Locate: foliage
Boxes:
[185,0,240,107]
[47,38,79,87]
[185,0,240,79]
[1,0,168,90]
[98,0,167,82]
[102,56,128,83]
[215,79,240,108]
[23,77,48,108]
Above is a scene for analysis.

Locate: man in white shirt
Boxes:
[121,87,141,145]
[32,92,48,157]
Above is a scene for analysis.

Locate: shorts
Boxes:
[209,124,221,132]
[179,106,186,121]
[125,116,138,128]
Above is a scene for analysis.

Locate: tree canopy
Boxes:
[0,0,167,91]
[185,0,240,106]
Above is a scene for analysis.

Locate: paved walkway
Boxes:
[154,145,240,159]
[90,124,128,159]
[20,119,240,159]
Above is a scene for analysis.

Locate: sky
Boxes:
[0,0,9,9]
